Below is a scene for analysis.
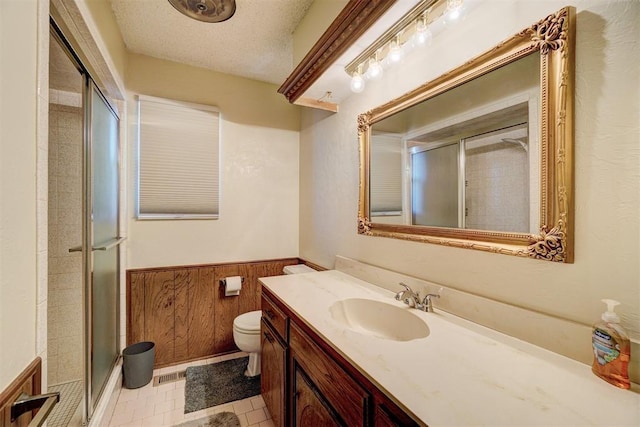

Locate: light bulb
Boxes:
[366,57,383,80]
[414,20,432,46]
[446,0,463,21]
[388,40,403,63]
[350,71,365,93]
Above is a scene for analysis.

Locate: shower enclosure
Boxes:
[370,98,538,235]
[48,21,122,425]
[409,123,530,232]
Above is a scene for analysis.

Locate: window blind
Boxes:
[137,95,220,218]
[370,135,402,215]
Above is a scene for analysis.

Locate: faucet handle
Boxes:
[422,293,441,312]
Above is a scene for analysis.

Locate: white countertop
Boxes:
[261,270,640,426]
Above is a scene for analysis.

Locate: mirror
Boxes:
[358,7,575,263]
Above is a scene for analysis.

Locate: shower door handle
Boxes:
[11,391,60,426]
[68,237,126,253]
[93,237,126,251]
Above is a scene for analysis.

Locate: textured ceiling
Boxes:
[110,0,315,85]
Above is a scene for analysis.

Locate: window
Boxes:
[137,95,220,219]
[370,134,402,216]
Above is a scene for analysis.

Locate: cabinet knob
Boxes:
[264,309,275,319]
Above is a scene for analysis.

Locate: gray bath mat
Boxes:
[184,356,261,413]
[174,411,240,427]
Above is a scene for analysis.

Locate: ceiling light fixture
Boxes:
[345,0,465,93]
[167,0,236,23]
[350,65,365,93]
[413,12,433,46]
[388,35,403,63]
[366,52,384,80]
[445,0,463,21]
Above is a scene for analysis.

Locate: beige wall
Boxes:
[126,54,300,268]
[0,0,39,390]
[292,0,347,65]
[299,0,639,376]
[293,0,347,67]
[83,0,127,83]
[47,104,83,386]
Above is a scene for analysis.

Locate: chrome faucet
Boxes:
[395,282,420,308]
[421,293,440,313]
[395,283,440,312]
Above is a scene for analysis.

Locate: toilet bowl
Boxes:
[232,264,316,377]
[232,310,262,377]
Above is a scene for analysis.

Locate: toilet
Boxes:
[232,310,263,377]
[232,263,316,377]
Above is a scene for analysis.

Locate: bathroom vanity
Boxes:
[260,269,639,426]
[261,282,419,426]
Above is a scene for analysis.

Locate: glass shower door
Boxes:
[85,81,120,418]
[411,143,460,227]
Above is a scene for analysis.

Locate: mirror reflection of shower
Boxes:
[370,99,540,234]
[463,123,530,233]
[502,137,528,152]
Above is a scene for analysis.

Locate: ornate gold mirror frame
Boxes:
[358,7,575,263]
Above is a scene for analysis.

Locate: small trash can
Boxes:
[122,341,155,389]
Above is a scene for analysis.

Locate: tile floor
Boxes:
[107,352,273,427]
[47,380,83,427]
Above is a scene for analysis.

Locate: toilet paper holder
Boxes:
[219,277,245,286]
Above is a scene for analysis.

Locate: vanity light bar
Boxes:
[345,0,443,77]
[345,2,435,75]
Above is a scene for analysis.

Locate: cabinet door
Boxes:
[261,319,286,427]
[293,364,342,427]
[374,403,420,427]
[290,324,369,426]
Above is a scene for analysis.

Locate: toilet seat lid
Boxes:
[233,310,261,333]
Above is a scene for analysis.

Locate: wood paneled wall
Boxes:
[0,358,41,427]
[127,258,302,367]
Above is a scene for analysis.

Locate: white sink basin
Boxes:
[329,298,429,341]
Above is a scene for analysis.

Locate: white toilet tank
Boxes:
[283,264,315,275]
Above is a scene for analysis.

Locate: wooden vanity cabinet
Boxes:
[293,364,344,426]
[261,318,287,427]
[261,288,423,427]
[374,403,421,427]
[290,322,369,425]
[261,294,289,427]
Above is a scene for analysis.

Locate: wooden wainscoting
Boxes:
[127,258,309,367]
[0,358,42,427]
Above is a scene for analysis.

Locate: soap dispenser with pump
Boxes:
[591,299,630,389]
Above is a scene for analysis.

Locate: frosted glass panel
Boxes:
[91,249,117,405]
[411,144,459,227]
[90,84,119,407]
[464,125,530,232]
